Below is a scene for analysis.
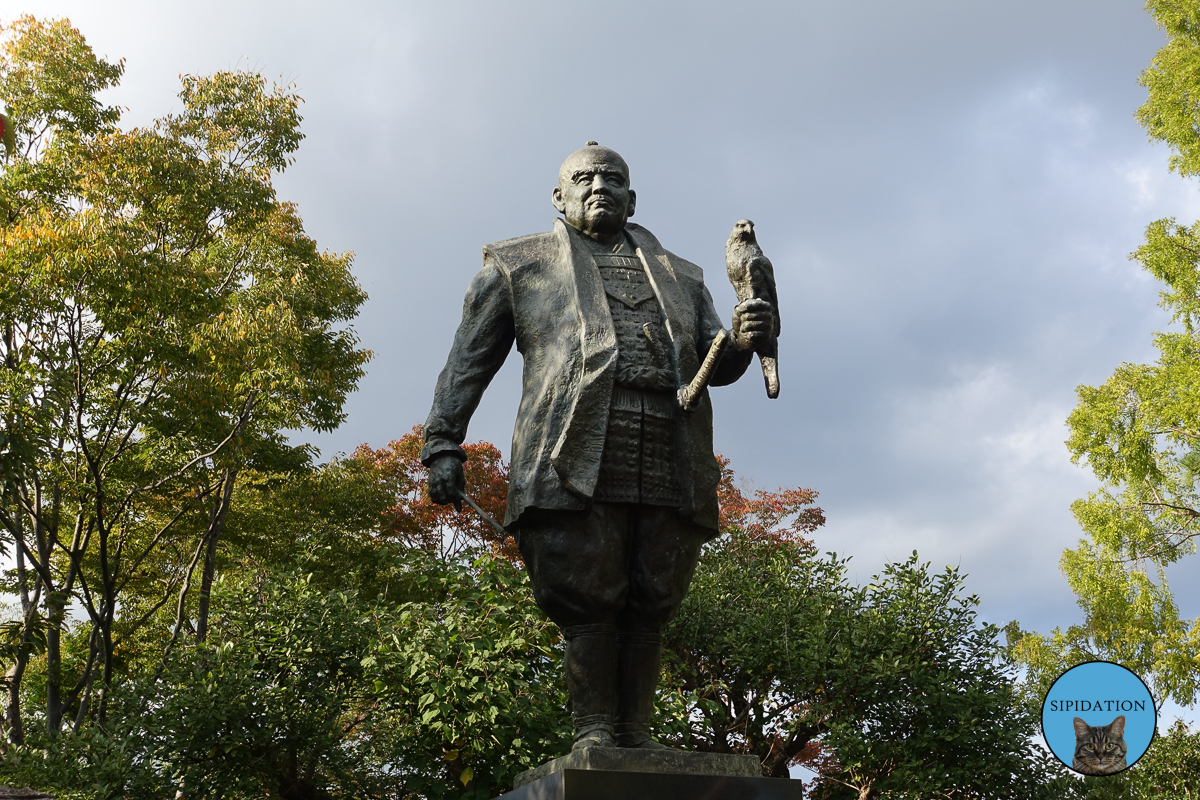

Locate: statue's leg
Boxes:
[615,507,706,749]
[562,623,619,749]
[614,627,665,749]
[516,505,630,751]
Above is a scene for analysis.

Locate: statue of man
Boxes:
[422,143,774,751]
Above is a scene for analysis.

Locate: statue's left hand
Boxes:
[732,298,774,351]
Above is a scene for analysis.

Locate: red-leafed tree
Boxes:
[346,426,517,560]
[716,454,826,547]
[345,436,828,566]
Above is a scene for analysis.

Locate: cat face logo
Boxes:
[1040,661,1155,776]
[1071,715,1127,775]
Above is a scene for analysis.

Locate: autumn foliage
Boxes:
[346,430,825,563]
[715,454,826,546]
[346,426,516,560]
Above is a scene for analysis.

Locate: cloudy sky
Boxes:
[10,0,1197,703]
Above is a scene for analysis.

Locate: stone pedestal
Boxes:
[0,789,53,799]
[496,749,804,800]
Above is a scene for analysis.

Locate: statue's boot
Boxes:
[614,629,672,749]
[563,624,618,750]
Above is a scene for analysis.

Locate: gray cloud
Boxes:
[14,0,1194,646]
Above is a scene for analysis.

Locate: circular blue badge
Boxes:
[1041,661,1156,776]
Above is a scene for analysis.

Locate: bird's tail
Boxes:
[757,338,779,399]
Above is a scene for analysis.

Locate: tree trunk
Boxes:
[70,627,100,734]
[196,469,236,644]
[44,590,67,736]
[5,586,43,747]
[96,604,115,729]
[95,499,116,730]
[4,658,27,747]
[44,485,65,736]
[5,515,38,746]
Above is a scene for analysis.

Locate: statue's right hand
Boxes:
[427,454,466,510]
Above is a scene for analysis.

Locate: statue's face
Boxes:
[552,149,635,237]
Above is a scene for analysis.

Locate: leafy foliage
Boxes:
[660,461,1059,797]
[667,536,1061,796]
[0,13,368,747]
[378,552,569,798]
[1013,1,1200,711]
[348,427,515,560]
[1,547,568,800]
[143,553,564,800]
[808,557,1064,799]
[1129,718,1200,798]
[1139,1,1200,179]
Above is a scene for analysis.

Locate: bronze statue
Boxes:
[422,142,777,752]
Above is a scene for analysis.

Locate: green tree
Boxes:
[1013,0,1200,712]
[657,460,1060,797]
[135,552,565,800]
[806,557,1064,800]
[0,473,568,800]
[1129,718,1200,797]
[666,537,1062,797]
[0,14,368,744]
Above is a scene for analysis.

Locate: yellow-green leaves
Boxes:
[0,110,14,157]
[0,15,368,753]
[0,16,122,145]
[1016,1,1200,712]
[169,71,304,175]
[1049,255,1200,705]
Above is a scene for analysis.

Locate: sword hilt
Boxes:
[678,329,729,411]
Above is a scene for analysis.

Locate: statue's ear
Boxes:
[552,186,566,214]
[626,189,636,218]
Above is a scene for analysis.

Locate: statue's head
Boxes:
[552,142,635,238]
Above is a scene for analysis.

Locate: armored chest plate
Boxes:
[585,240,682,507]
[595,256,674,393]
[595,255,656,308]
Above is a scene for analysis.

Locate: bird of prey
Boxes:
[725,219,780,398]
